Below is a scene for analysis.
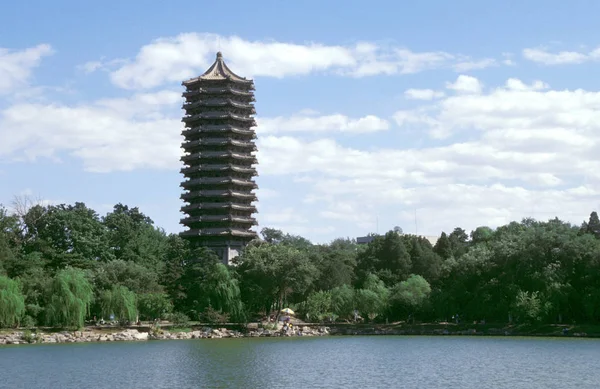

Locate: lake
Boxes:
[1,336,599,388]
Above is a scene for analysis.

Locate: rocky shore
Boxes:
[0,326,331,345]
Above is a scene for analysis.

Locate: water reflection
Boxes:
[1,336,599,389]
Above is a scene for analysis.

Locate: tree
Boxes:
[355,273,389,321]
[102,204,167,271]
[99,285,138,323]
[260,227,313,249]
[94,260,162,294]
[238,243,318,317]
[201,263,244,320]
[330,284,356,320]
[138,292,173,321]
[302,290,332,321]
[0,275,25,328]
[448,227,469,258]
[513,290,551,323]
[433,232,452,260]
[581,211,600,238]
[470,226,494,244]
[356,231,412,286]
[46,268,94,328]
[29,203,113,268]
[390,274,431,321]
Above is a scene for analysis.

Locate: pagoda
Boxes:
[179,52,258,264]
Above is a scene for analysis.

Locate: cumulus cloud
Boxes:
[0,90,389,172]
[0,44,53,94]
[257,112,389,135]
[404,88,445,100]
[252,76,600,237]
[83,33,501,89]
[453,58,497,72]
[522,46,600,65]
[446,75,483,94]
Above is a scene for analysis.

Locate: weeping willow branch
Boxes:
[46,268,93,329]
[100,285,138,323]
[0,276,25,328]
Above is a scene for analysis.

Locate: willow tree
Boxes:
[46,268,94,328]
[99,285,138,323]
[0,276,25,328]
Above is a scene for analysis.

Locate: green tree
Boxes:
[513,290,550,323]
[302,290,332,321]
[99,285,138,323]
[30,203,113,269]
[0,275,25,328]
[356,231,412,286]
[46,268,94,328]
[581,211,600,238]
[94,260,162,294]
[330,284,356,320]
[470,226,494,244]
[138,292,173,321]
[102,204,167,271]
[355,274,389,321]
[390,274,431,321]
[238,243,318,317]
[433,232,452,260]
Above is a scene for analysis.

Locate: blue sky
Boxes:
[1,0,600,243]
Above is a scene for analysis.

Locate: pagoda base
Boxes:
[187,238,251,265]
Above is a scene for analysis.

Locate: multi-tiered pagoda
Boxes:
[179,52,258,264]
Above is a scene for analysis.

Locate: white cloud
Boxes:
[404,88,445,100]
[446,75,483,94]
[0,91,387,172]
[504,78,549,91]
[453,58,497,72]
[522,46,598,65]
[0,91,182,172]
[0,44,53,94]
[248,77,600,236]
[257,112,389,135]
[84,33,501,89]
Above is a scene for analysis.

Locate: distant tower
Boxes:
[179,52,258,264]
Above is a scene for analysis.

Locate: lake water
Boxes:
[1,336,599,388]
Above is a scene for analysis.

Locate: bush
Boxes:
[200,306,230,324]
[168,312,190,327]
[21,315,36,328]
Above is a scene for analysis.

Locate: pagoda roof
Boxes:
[181,190,257,200]
[181,177,258,188]
[183,98,254,110]
[180,215,257,225]
[183,52,252,85]
[182,138,256,150]
[181,203,257,212]
[179,228,258,238]
[182,125,256,138]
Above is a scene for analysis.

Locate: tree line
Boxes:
[1,198,599,329]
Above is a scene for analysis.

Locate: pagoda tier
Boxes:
[179,52,259,264]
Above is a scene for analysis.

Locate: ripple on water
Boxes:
[1,336,599,389]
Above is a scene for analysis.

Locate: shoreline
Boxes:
[1,322,598,346]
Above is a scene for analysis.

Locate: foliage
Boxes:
[200,306,230,324]
[0,275,25,328]
[390,274,431,320]
[99,285,138,323]
[138,292,173,321]
[1,199,600,328]
[46,268,94,329]
[168,312,190,327]
[355,274,389,321]
[302,290,332,322]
